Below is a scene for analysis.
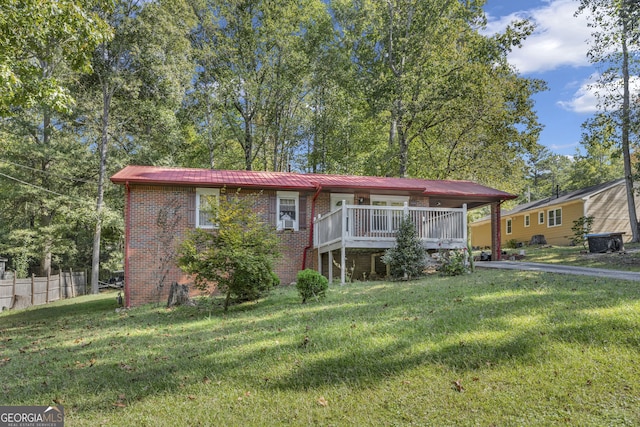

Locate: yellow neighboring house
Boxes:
[471,179,640,247]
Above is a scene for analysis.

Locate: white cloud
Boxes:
[558,74,640,113]
[557,76,600,113]
[485,0,593,74]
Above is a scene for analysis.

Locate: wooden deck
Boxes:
[314,203,467,283]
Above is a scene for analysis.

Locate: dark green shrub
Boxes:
[381,216,426,280]
[296,269,329,303]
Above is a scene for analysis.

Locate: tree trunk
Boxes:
[620,21,639,242]
[91,84,112,294]
[166,282,192,307]
[39,109,53,277]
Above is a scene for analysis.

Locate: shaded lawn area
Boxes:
[505,243,640,272]
[1,270,640,426]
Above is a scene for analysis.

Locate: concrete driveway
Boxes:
[475,261,640,282]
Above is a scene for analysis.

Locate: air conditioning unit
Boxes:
[282,219,295,230]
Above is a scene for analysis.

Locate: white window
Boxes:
[277,191,299,230]
[538,211,544,224]
[196,188,220,228]
[370,195,409,232]
[548,208,562,227]
[506,219,513,234]
[524,215,530,227]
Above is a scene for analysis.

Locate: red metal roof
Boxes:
[110,165,515,201]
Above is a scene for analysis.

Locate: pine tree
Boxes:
[382,216,426,280]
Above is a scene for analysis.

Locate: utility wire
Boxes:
[0,159,95,184]
[0,171,95,207]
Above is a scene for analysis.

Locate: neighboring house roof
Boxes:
[472,178,625,223]
[110,165,515,206]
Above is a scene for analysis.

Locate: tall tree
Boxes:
[333,0,542,181]
[0,0,111,116]
[522,146,574,202]
[78,0,196,293]
[189,0,331,171]
[0,0,111,276]
[569,113,624,188]
[577,0,640,241]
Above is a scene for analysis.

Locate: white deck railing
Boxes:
[314,203,467,250]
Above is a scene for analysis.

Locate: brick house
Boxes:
[111,166,514,307]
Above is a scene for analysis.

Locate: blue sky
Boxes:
[484,0,599,157]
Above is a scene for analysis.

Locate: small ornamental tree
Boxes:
[177,191,280,311]
[571,216,594,249]
[381,216,426,280]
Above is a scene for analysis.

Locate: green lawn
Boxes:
[2,271,640,426]
[509,243,640,272]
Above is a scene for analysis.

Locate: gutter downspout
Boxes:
[124,181,131,308]
[302,183,322,271]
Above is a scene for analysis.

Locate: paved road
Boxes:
[475,261,640,282]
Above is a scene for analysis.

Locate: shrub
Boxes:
[381,216,426,280]
[296,269,329,303]
[177,191,280,311]
[571,216,594,248]
[439,249,469,276]
[506,239,520,249]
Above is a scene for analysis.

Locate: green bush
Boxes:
[295,269,329,303]
[381,216,426,280]
[506,239,519,249]
[439,249,469,276]
[177,191,280,311]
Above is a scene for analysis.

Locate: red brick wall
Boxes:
[125,185,315,306]
[124,185,432,306]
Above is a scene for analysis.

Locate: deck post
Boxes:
[491,202,502,261]
[328,250,333,284]
[463,204,468,245]
[341,203,347,285]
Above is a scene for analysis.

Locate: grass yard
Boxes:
[2,270,640,426]
[503,243,640,272]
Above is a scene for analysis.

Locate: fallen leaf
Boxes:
[317,397,328,407]
[113,402,127,408]
[187,395,196,400]
[452,380,465,392]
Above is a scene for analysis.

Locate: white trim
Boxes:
[538,211,544,225]
[196,188,220,229]
[277,191,299,231]
[370,195,409,205]
[524,214,530,228]
[330,193,355,211]
[547,208,562,227]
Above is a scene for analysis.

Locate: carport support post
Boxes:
[491,201,502,261]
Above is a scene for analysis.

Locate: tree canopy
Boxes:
[0,0,624,278]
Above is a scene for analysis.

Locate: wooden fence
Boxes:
[0,271,87,311]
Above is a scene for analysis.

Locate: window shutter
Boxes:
[299,195,307,229]
[187,191,196,226]
[269,194,277,225]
